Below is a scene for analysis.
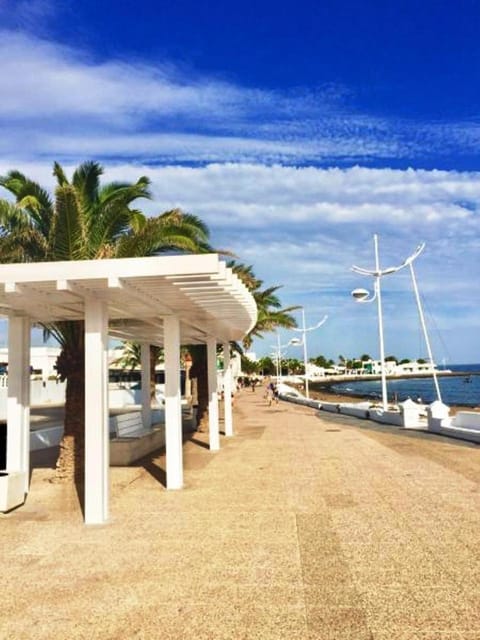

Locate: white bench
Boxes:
[111,411,151,439]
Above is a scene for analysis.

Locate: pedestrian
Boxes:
[266,380,279,406]
[272,382,279,404]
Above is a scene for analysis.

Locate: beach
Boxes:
[2,389,480,639]
[307,383,480,416]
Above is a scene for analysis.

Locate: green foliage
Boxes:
[257,356,275,375]
[229,260,299,349]
[286,358,303,374]
[240,355,259,374]
[0,161,213,380]
[311,355,334,368]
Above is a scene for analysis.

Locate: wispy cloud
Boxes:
[1,29,479,166]
[0,0,57,31]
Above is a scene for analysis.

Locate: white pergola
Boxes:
[0,254,257,524]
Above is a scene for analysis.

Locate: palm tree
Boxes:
[112,342,164,400]
[0,161,211,482]
[227,261,298,349]
[189,262,298,431]
[112,342,143,371]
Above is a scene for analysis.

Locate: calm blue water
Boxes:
[331,364,480,407]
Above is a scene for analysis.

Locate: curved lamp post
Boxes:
[291,309,328,399]
[271,334,299,381]
[351,234,424,410]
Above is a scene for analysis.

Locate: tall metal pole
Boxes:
[301,308,310,398]
[276,332,281,381]
[374,235,388,411]
[409,262,442,402]
[292,310,327,399]
[352,237,427,411]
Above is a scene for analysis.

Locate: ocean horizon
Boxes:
[330,363,480,407]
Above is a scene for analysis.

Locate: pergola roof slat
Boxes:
[0,254,257,344]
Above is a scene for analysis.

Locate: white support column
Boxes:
[84,299,109,525]
[6,316,30,492]
[164,316,183,489]
[140,343,152,428]
[207,337,220,450]
[223,342,233,437]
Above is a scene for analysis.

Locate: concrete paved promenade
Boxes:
[1,391,480,639]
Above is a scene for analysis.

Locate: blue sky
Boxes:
[1,0,480,364]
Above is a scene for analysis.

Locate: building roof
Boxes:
[0,254,257,345]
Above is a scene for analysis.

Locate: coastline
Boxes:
[307,385,479,415]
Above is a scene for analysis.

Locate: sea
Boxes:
[330,364,480,407]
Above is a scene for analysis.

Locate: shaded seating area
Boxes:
[0,254,256,523]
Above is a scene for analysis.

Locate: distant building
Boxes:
[0,345,135,380]
[359,359,440,376]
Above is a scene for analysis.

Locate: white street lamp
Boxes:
[291,309,328,399]
[271,333,299,382]
[351,234,421,411]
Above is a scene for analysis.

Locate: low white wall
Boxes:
[338,403,370,419]
[428,407,480,443]
[105,387,166,408]
[369,409,404,426]
[279,395,321,410]
[320,402,340,413]
[429,421,480,444]
[30,379,66,405]
[453,411,480,431]
[0,380,67,421]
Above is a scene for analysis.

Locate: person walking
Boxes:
[266,380,279,406]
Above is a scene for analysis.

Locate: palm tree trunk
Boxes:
[53,322,85,484]
[150,345,158,401]
[55,370,85,484]
[188,344,209,431]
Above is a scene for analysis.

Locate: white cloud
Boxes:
[0,159,478,361]
[2,29,480,166]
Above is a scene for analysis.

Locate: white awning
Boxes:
[0,254,257,344]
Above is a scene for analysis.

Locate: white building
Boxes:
[0,346,61,378]
[359,359,440,376]
[0,346,128,380]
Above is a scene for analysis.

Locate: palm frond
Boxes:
[50,185,84,260]
[0,170,54,238]
[53,162,69,187]
[72,161,103,212]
